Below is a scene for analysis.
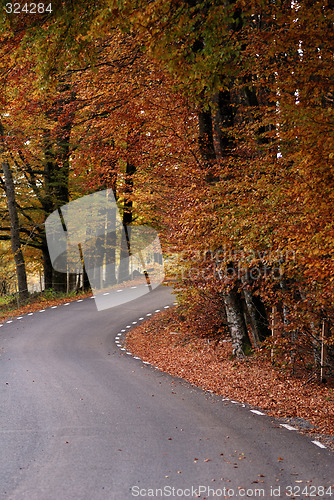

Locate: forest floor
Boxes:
[126,307,334,452]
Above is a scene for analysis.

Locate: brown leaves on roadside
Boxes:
[126,309,334,439]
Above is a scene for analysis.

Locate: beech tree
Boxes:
[0,0,333,368]
[0,123,28,302]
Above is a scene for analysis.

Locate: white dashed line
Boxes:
[116,290,123,292]
[131,286,137,289]
[39,310,45,313]
[280,424,297,431]
[103,292,110,296]
[312,440,326,449]
[10,299,315,453]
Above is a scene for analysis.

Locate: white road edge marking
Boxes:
[312,440,326,449]
[280,424,297,431]
[4,298,330,454]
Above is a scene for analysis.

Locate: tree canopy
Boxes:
[0,0,333,374]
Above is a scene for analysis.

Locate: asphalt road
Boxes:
[1,284,333,500]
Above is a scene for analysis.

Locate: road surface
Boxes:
[1,285,333,499]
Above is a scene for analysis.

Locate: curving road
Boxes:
[0,285,333,500]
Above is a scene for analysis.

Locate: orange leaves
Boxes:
[126,307,334,439]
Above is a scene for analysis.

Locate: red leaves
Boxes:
[126,308,334,440]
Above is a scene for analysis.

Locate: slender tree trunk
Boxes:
[223,288,251,357]
[1,160,29,303]
[104,199,117,286]
[118,161,135,282]
[241,274,271,346]
[43,80,76,292]
[42,244,53,289]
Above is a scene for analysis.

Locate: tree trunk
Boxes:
[42,244,53,290]
[43,79,76,291]
[223,288,252,357]
[118,161,135,283]
[241,275,271,346]
[104,198,117,286]
[1,159,29,303]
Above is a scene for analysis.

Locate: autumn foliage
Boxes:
[0,0,333,377]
